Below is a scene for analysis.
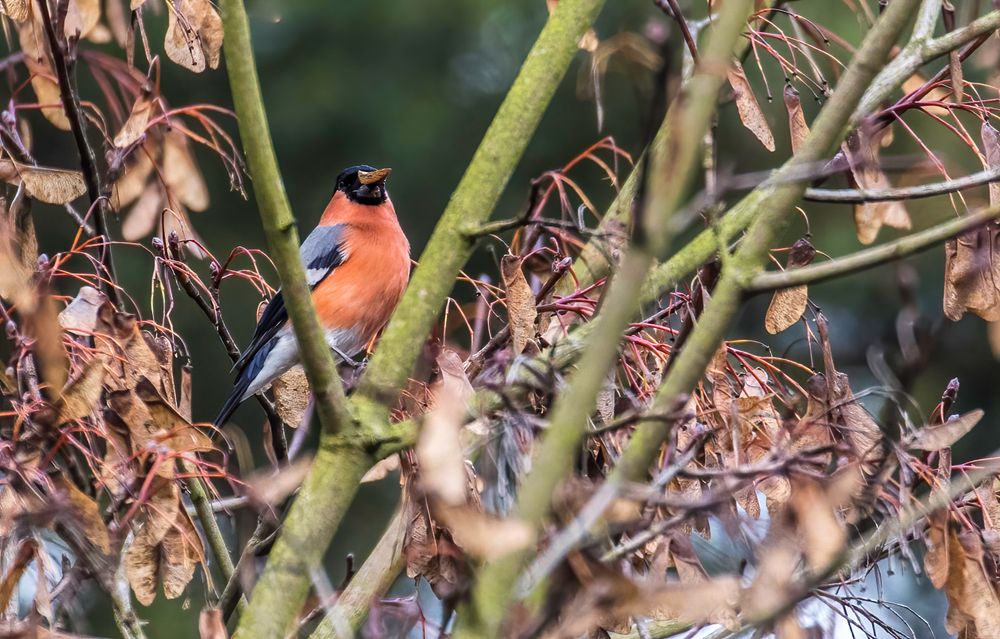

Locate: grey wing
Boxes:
[231,224,346,374]
[299,223,347,286]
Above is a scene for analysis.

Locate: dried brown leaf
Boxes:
[160,508,203,599]
[59,286,108,335]
[271,366,309,428]
[29,74,71,130]
[983,121,1000,208]
[179,365,192,422]
[402,492,469,599]
[124,526,159,606]
[908,409,984,451]
[943,224,1000,321]
[845,133,911,244]
[648,576,742,628]
[361,453,400,483]
[56,478,111,554]
[125,503,203,605]
[728,61,775,152]
[416,387,467,506]
[435,503,533,560]
[765,238,815,334]
[434,349,474,406]
[164,0,223,72]
[112,148,157,211]
[791,481,844,573]
[765,287,808,335]
[17,14,71,129]
[106,0,128,46]
[135,377,213,453]
[744,543,798,619]
[501,254,537,355]
[944,528,1000,637]
[57,357,105,422]
[0,0,28,21]
[114,92,156,148]
[244,456,313,507]
[5,162,87,205]
[63,0,101,40]
[924,510,950,588]
[163,130,209,211]
[122,183,164,241]
[783,84,809,153]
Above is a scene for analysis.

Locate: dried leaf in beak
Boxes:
[357,167,391,185]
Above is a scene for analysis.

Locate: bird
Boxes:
[214,165,410,426]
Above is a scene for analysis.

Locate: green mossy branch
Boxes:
[220,0,357,636]
[616,0,927,482]
[452,2,755,634]
[220,0,351,438]
[307,508,407,639]
[353,0,608,428]
[222,0,608,635]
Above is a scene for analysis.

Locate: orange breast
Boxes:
[312,198,410,343]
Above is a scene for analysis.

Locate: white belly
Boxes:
[241,327,362,400]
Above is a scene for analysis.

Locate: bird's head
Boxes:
[336,165,392,205]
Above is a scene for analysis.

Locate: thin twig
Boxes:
[805,166,1000,203]
[655,0,699,63]
[36,0,118,304]
[749,203,1000,292]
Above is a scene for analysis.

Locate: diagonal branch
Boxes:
[453,2,755,634]
[616,0,928,482]
[307,508,407,639]
[352,0,609,430]
[805,166,1000,203]
[223,0,608,636]
[748,203,1000,292]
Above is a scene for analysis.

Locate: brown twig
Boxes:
[37,0,119,305]
[654,0,700,63]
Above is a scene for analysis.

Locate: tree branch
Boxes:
[223,0,607,636]
[36,0,118,304]
[805,166,1000,202]
[453,2,755,634]
[616,0,927,482]
[220,1,360,636]
[748,204,1000,292]
[352,0,609,429]
[307,508,407,639]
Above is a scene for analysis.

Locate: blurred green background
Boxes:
[22,0,1000,636]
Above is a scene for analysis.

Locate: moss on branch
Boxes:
[353,0,609,430]
[616,0,927,482]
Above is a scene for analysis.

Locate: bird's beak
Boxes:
[358,167,392,185]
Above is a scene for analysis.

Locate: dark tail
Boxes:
[214,337,277,426]
[213,376,251,427]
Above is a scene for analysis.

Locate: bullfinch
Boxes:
[214,165,410,426]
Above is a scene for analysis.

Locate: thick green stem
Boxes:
[220,0,351,438]
[233,443,373,639]
[184,473,244,612]
[750,204,1000,292]
[616,0,926,482]
[224,0,607,634]
[307,509,407,639]
[353,0,608,430]
[221,0,362,636]
[453,3,754,635]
